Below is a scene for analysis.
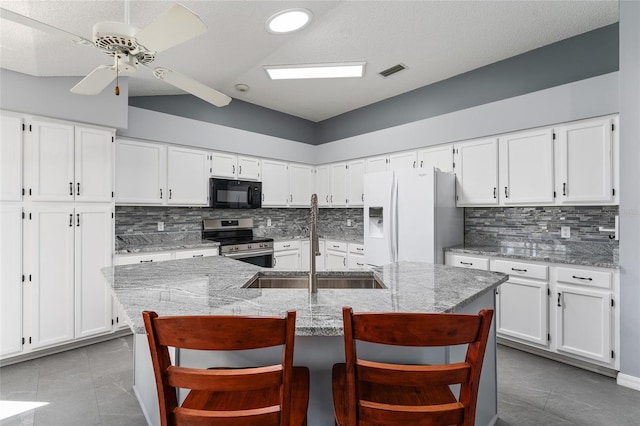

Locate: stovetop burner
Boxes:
[202,218,273,250]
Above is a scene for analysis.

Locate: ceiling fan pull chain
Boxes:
[115,55,120,96]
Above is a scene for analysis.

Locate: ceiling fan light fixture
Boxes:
[264,62,366,80]
[266,8,312,34]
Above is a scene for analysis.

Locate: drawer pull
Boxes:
[572,275,592,281]
[356,247,364,251]
[557,292,562,307]
[140,259,153,263]
[511,267,527,273]
[333,245,340,248]
[192,254,204,258]
[356,262,364,266]
[283,244,290,248]
[460,261,473,266]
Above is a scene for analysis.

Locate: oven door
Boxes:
[210,179,262,209]
[223,249,274,268]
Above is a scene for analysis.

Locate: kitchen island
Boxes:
[103,256,508,426]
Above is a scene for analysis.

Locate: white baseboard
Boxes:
[617,372,640,391]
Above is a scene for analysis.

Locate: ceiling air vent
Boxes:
[379,63,407,78]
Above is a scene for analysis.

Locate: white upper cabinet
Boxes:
[418,145,454,173]
[210,152,237,178]
[27,120,112,202]
[315,165,331,207]
[555,117,615,204]
[237,156,261,181]
[330,163,348,207]
[499,128,554,205]
[388,151,418,171]
[347,159,365,207]
[167,146,209,205]
[210,152,261,181]
[455,138,499,206]
[115,139,167,204]
[289,163,313,207]
[28,120,75,201]
[365,155,389,173]
[0,113,24,201]
[74,126,113,203]
[261,159,289,207]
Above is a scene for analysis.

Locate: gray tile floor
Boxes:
[1,337,639,425]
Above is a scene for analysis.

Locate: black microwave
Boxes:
[209,178,262,209]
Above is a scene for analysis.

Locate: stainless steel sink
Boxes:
[243,273,386,289]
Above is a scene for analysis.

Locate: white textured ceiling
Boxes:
[0,0,619,122]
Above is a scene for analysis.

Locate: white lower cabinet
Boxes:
[1,204,23,358]
[347,243,366,270]
[444,253,489,270]
[301,240,325,272]
[325,240,348,271]
[273,240,301,270]
[446,253,618,371]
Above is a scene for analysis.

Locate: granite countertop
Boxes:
[445,244,619,269]
[114,239,220,254]
[102,256,507,336]
[274,235,364,244]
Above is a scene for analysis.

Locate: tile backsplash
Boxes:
[465,206,619,255]
[115,206,364,243]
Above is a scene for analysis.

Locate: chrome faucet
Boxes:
[309,194,320,293]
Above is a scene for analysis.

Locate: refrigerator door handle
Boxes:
[389,174,398,263]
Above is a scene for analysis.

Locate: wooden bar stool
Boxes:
[143,310,310,426]
[332,306,494,426]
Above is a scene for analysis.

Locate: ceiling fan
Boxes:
[0,2,232,107]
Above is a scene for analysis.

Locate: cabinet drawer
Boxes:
[446,254,489,271]
[348,243,364,254]
[274,240,301,251]
[114,252,172,265]
[556,267,611,290]
[174,248,219,259]
[492,260,548,280]
[326,241,348,252]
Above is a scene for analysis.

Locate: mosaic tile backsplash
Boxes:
[115,206,364,249]
[465,206,619,255]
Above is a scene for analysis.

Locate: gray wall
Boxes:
[0,69,128,129]
[316,23,619,144]
[618,0,640,382]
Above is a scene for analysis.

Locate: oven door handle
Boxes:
[223,249,274,259]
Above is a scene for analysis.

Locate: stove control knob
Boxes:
[247,244,252,249]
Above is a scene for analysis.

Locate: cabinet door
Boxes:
[261,160,289,207]
[0,113,23,201]
[237,156,261,181]
[347,160,365,207]
[496,278,549,347]
[555,117,614,204]
[115,139,166,204]
[315,166,331,207]
[418,145,454,173]
[167,146,209,205]
[28,205,75,348]
[330,163,348,207]
[273,250,300,270]
[74,205,113,338]
[347,252,366,270]
[301,240,325,271]
[365,156,388,173]
[74,126,113,202]
[499,128,554,205]
[455,138,499,206]
[28,119,75,201]
[325,250,347,271]
[289,164,313,207]
[211,152,237,178]
[388,151,417,171]
[1,205,23,357]
[556,284,612,364]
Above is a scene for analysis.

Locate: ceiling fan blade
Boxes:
[151,67,232,107]
[0,7,93,47]
[134,4,207,53]
[70,65,117,95]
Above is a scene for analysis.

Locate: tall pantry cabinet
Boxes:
[0,111,116,362]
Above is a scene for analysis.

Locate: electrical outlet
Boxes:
[347,219,352,227]
[267,218,272,227]
[157,221,164,231]
[561,226,570,238]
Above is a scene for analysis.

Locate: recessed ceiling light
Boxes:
[264,62,366,80]
[266,8,312,34]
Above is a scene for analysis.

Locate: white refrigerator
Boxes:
[364,168,463,266]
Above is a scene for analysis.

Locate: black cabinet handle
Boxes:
[169,189,172,199]
[504,186,509,198]
[140,259,153,263]
[239,165,242,175]
[493,187,497,199]
[160,189,163,199]
[460,261,473,266]
[572,275,593,281]
[557,292,562,307]
[420,160,424,168]
[511,267,527,273]
[192,254,204,258]
[77,182,80,196]
[76,213,80,227]
[69,213,73,227]
[69,182,73,196]
[563,182,567,196]
[232,165,236,175]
